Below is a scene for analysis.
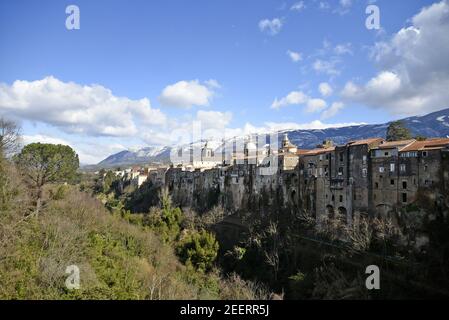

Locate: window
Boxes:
[332,195,335,201]
[424,165,428,172]
[339,195,343,203]
[402,193,407,203]
[400,164,406,172]
[379,167,385,173]
[390,163,395,172]
[385,152,389,156]
[354,194,357,200]
[375,182,379,189]
[402,181,407,189]
[319,167,323,176]
[362,155,367,164]
[319,155,323,161]
[338,167,343,175]
[390,179,395,185]
[422,151,428,157]
[339,152,344,162]
[425,180,429,186]
[362,168,367,177]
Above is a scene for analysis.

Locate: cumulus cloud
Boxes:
[196,110,232,130]
[321,102,344,119]
[0,76,166,137]
[271,91,309,109]
[287,50,302,62]
[319,82,333,97]
[258,18,283,35]
[22,134,127,164]
[22,134,71,147]
[342,0,449,115]
[159,80,216,108]
[306,98,327,113]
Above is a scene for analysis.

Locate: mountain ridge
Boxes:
[89,108,449,169]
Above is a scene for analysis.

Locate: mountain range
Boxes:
[90,108,449,169]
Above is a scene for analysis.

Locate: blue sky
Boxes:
[1,0,448,163]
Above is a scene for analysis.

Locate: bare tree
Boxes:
[0,117,21,158]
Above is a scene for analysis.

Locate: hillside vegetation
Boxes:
[0,140,268,300]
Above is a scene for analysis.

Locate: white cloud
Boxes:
[264,120,364,131]
[21,134,127,164]
[342,0,449,115]
[340,0,352,8]
[313,59,340,75]
[258,18,283,35]
[205,79,221,89]
[0,76,166,137]
[321,102,344,119]
[334,43,352,55]
[196,110,232,130]
[287,50,302,62]
[319,82,333,97]
[319,2,330,10]
[159,80,215,108]
[306,98,327,113]
[291,1,305,12]
[271,91,309,109]
[22,134,71,147]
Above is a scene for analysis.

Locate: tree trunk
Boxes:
[35,187,42,216]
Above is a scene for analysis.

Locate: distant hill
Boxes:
[90,108,449,170]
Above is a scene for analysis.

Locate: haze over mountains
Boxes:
[93,108,449,169]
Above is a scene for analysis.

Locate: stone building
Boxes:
[161,135,449,224]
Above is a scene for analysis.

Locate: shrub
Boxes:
[177,229,219,272]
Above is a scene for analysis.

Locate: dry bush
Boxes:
[219,273,270,300]
[312,262,369,300]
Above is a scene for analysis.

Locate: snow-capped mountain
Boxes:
[94,108,449,169]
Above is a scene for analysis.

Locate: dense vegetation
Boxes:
[0,118,268,300]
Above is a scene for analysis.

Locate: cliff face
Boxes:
[165,164,300,216]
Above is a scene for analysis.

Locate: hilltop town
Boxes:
[106,133,449,234]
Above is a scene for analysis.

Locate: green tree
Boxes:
[177,229,219,272]
[15,143,79,214]
[143,189,184,243]
[386,121,412,141]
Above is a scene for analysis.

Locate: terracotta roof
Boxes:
[347,138,384,146]
[296,149,312,155]
[375,139,416,150]
[400,138,449,152]
[302,147,336,156]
